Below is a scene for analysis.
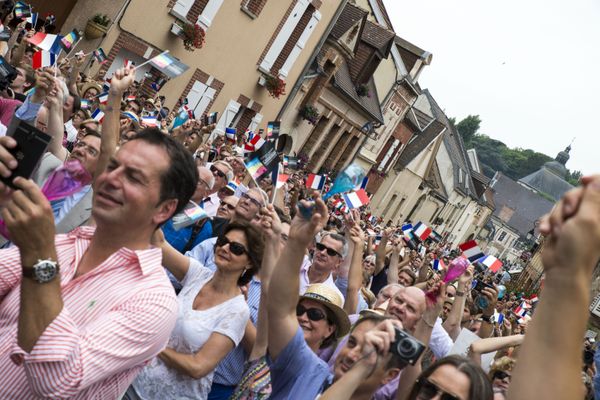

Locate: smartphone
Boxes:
[0,119,52,188]
[473,280,494,293]
[204,111,218,125]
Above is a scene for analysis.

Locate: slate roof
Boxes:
[395,118,446,168]
[330,3,367,42]
[331,60,384,123]
[361,20,395,58]
[491,172,554,237]
[518,165,573,202]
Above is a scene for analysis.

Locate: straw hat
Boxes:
[80,82,103,98]
[299,284,351,338]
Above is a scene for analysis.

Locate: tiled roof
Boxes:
[331,60,384,123]
[395,118,446,168]
[491,172,554,237]
[330,3,367,41]
[361,20,395,58]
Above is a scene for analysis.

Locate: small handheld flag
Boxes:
[432,259,446,271]
[458,240,485,263]
[32,50,56,70]
[123,59,135,69]
[245,157,267,180]
[60,29,80,52]
[80,99,91,109]
[97,92,109,105]
[225,127,236,143]
[276,173,289,189]
[26,12,38,27]
[322,162,366,200]
[478,255,503,273]
[93,48,108,64]
[306,174,326,190]
[266,121,280,140]
[27,32,62,54]
[91,109,105,123]
[412,222,432,241]
[142,116,158,127]
[342,189,370,209]
[356,176,369,191]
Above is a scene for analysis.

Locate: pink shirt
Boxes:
[0,227,178,399]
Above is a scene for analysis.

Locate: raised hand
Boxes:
[289,192,328,246]
[259,204,282,242]
[31,68,57,104]
[110,66,135,94]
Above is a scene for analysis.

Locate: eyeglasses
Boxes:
[241,192,263,208]
[296,304,327,322]
[492,371,511,381]
[219,202,236,211]
[315,242,342,258]
[415,378,460,400]
[210,165,227,179]
[215,236,248,256]
[74,141,99,157]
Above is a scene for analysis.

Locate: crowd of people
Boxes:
[0,6,599,400]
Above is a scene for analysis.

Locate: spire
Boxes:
[555,142,571,166]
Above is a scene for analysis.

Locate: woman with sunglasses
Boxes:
[127,221,264,400]
[403,355,493,400]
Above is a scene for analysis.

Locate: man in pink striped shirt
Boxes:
[0,127,199,399]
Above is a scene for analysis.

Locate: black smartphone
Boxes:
[473,280,494,293]
[0,119,52,188]
[204,111,218,126]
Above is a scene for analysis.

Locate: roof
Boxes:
[361,20,395,58]
[331,60,384,123]
[518,166,573,201]
[330,3,368,42]
[426,159,449,200]
[491,172,554,237]
[395,118,446,168]
[424,89,477,198]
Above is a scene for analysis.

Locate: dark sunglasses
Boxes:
[492,370,511,381]
[215,236,248,256]
[415,378,460,400]
[296,304,326,322]
[219,202,236,210]
[241,193,263,208]
[315,242,342,258]
[210,165,227,179]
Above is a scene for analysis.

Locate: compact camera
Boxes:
[390,328,426,365]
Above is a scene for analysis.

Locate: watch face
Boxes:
[35,261,58,283]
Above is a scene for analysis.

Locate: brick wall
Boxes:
[257,0,297,68]
[241,0,268,18]
[348,43,374,84]
[167,0,209,22]
[178,68,225,118]
[270,4,314,75]
[99,31,162,77]
[235,108,257,133]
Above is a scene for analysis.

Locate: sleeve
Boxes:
[0,246,24,300]
[428,318,454,359]
[180,257,213,288]
[14,94,41,123]
[335,276,348,295]
[213,300,250,345]
[269,327,316,378]
[9,288,178,399]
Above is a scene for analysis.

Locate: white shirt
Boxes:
[429,317,454,359]
[299,255,345,302]
[202,192,221,218]
[132,260,249,399]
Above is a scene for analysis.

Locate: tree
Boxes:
[455,115,481,147]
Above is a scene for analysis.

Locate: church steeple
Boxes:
[555,142,572,166]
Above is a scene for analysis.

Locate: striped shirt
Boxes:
[0,226,178,399]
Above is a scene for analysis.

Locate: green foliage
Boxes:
[453,116,577,182]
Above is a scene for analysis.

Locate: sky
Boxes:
[383,0,600,176]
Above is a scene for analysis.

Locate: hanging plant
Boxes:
[300,105,320,125]
[264,75,286,99]
[356,84,371,97]
[182,23,205,52]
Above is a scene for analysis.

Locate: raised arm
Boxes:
[443,265,473,340]
[374,227,393,275]
[344,215,365,315]
[94,66,135,182]
[416,253,433,284]
[387,239,406,285]
[45,81,69,162]
[469,334,524,365]
[267,193,328,360]
[151,228,191,282]
[508,178,600,400]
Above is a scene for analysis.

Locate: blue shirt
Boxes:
[212,276,261,386]
[186,236,217,271]
[335,276,369,313]
[269,327,332,399]
[162,218,213,254]
[15,93,42,123]
[594,347,600,399]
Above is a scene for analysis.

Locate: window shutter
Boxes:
[248,112,263,132]
[213,99,241,137]
[197,0,225,30]
[194,87,216,117]
[172,0,195,20]
[259,0,310,73]
[187,81,208,110]
[279,10,320,78]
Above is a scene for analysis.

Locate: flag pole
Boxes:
[270,164,280,205]
[135,49,169,69]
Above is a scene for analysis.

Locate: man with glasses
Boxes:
[203,160,234,217]
[299,231,347,301]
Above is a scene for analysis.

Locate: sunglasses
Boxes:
[492,371,511,381]
[241,193,263,208]
[315,242,342,258]
[215,236,248,256]
[296,304,327,322]
[210,165,227,179]
[219,202,236,211]
[415,378,460,400]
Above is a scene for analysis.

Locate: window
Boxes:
[241,0,268,18]
[186,81,216,118]
[196,0,225,30]
[212,99,241,138]
[378,139,400,172]
[498,231,506,242]
[259,0,321,78]
[170,0,225,30]
[382,194,397,218]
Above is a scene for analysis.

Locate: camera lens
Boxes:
[396,337,418,359]
[475,295,489,310]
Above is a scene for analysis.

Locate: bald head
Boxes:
[192,166,215,203]
[385,286,426,333]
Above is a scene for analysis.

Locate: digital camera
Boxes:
[390,328,426,365]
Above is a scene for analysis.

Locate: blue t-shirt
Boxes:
[162,217,213,254]
[269,327,332,399]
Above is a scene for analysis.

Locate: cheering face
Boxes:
[362,257,376,275]
[214,230,250,275]
[92,140,175,230]
[69,135,101,175]
[297,299,335,350]
[210,163,229,190]
[386,287,425,333]
[374,285,402,309]
[333,320,378,380]
[236,189,264,221]
[398,270,414,287]
[312,235,344,275]
[84,87,99,101]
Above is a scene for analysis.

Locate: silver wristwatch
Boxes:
[22,259,59,283]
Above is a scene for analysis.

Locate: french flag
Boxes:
[28,33,62,54]
[142,116,158,127]
[124,59,135,69]
[342,189,370,209]
[413,222,432,241]
[225,127,236,143]
[356,176,369,190]
[91,109,105,123]
[32,50,56,70]
[97,92,109,105]
[306,174,326,190]
[276,173,289,189]
[529,294,539,304]
[478,255,503,273]
[458,240,485,263]
[432,258,446,271]
[244,134,265,153]
[514,303,528,318]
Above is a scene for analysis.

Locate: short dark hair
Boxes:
[130,128,198,216]
[218,221,264,286]
[352,314,407,370]
[407,355,493,400]
[83,129,102,140]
